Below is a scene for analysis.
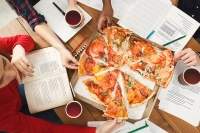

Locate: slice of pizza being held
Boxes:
[82,69,120,106]
[129,49,174,88]
[104,83,128,119]
[78,51,108,76]
[122,34,157,66]
[121,71,155,107]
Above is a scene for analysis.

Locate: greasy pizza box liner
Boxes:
[71,70,161,122]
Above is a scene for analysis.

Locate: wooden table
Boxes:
[1,3,200,133]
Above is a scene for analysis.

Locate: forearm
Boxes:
[171,0,179,6]
[102,0,112,8]
[34,22,66,52]
[68,0,77,6]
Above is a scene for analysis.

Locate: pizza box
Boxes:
[71,32,174,121]
[71,69,161,122]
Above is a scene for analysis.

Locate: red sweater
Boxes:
[0,35,96,133]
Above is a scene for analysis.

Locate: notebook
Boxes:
[34,0,92,43]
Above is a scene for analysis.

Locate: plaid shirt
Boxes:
[7,0,47,30]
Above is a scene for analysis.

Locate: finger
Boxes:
[174,50,186,61]
[65,65,78,69]
[22,57,34,69]
[106,17,112,28]
[187,61,196,67]
[70,56,80,65]
[15,62,34,77]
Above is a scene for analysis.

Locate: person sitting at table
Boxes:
[7,0,84,69]
[174,48,200,66]
[97,0,113,34]
[0,34,125,133]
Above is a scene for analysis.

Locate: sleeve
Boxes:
[0,35,34,54]
[0,107,96,133]
[6,0,47,30]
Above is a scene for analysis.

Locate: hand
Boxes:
[174,48,200,66]
[58,48,79,69]
[97,4,113,34]
[12,45,34,79]
[96,119,125,133]
[67,4,85,26]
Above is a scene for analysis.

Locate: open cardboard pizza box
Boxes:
[70,31,173,122]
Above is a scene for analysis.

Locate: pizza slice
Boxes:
[122,34,157,65]
[86,35,109,63]
[78,51,108,76]
[82,69,120,106]
[104,83,128,119]
[121,72,155,107]
[129,49,174,87]
[103,26,133,67]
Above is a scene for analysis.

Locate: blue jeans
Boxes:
[18,84,63,124]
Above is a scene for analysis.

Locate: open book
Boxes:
[23,47,73,114]
[34,0,92,43]
[118,0,200,53]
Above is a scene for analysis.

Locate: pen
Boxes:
[163,35,186,46]
[146,30,155,39]
[53,2,65,16]
[71,35,88,54]
[128,123,148,133]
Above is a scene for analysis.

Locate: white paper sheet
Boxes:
[158,61,200,126]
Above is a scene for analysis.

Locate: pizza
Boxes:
[86,35,108,64]
[104,83,128,119]
[103,26,133,67]
[82,69,120,106]
[78,26,175,119]
[121,71,155,107]
[129,49,174,87]
[121,34,157,65]
[78,51,108,76]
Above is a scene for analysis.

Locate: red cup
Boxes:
[178,67,200,85]
[65,10,82,28]
[65,101,82,118]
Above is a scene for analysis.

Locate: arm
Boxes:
[7,0,79,69]
[174,48,200,66]
[171,0,179,6]
[97,0,113,34]
[0,35,34,83]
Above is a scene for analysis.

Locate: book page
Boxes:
[149,6,200,53]
[158,61,200,126]
[23,47,66,83]
[118,0,171,38]
[0,0,18,29]
[25,73,73,113]
[34,0,92,43]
